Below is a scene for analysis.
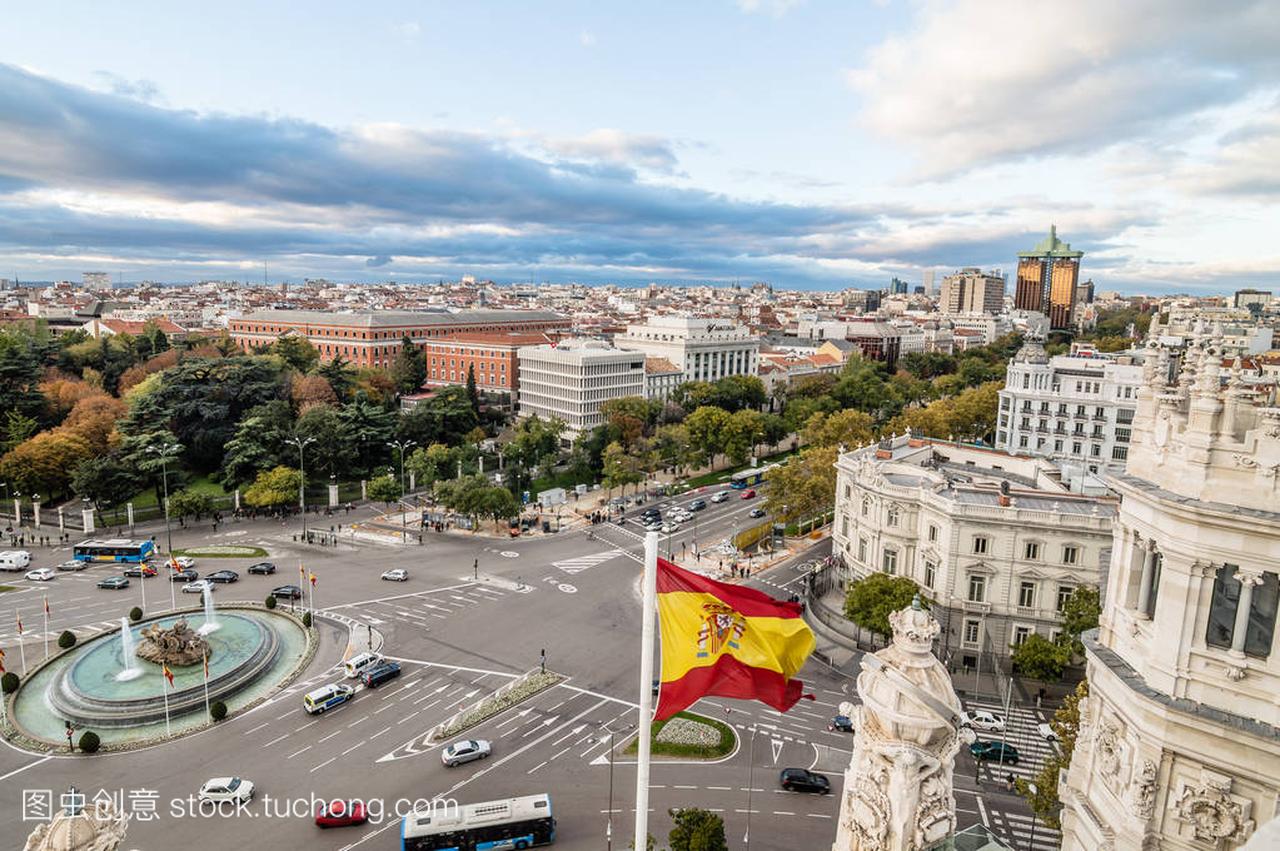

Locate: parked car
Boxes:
[969,740,1020,763]
[710,491,729,503]
[56,559,87,572]
[779,768,830,794]
[170,569,199,583]
[303,683,355,714]
[441,739,492,767]
[172,556,196,570]
[344,652,382,679]
[0,551,32,571]
[688,499,707,511]
[24,567,56,582]
[97,576,130,590]
[182,579,214,594]
[1037,722,1058,743]
[315,799,367,828]
[830,715,854,733]
[748,507,766,518]
[272,584,303,600]
[247,562,277,575]
[198,777,255,804]
[207,569,239,584]
[661,522,679,533]
[644,522,663,532]
[122,564,158,578]
[380,568,409,582]
[360,661,402,688]
[959,710,1006,733]
[740,489,756,500]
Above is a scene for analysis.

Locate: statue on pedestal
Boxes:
[833,597,967,851]
[136,618,210,667]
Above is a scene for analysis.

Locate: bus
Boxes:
[401,794,555,851]
[73,539,156,563]
[730,468,765,489]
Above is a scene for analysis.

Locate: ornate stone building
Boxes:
[1059,325,1280,850]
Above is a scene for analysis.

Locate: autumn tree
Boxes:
[243,466,302,509]
[762,446,838,527]
[291,373,338,413]
[800,409,875,449]
[0,429,94,497]
[61,394,126,453]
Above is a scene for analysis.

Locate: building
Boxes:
[228,309,566,367]
[613,316,759,383]
[996,340,1144,473]
[1233,288,1272,314]
[1058,331,1280,851]
[890,276,910,295]
[1014,225,1084,331]
[940,268,1005,315]
[516,340,645,439]
[832,434,1116,667]
[421,332,549,402]
[83,271,111,288]
[845,320,905,369]
[643,357,683,402]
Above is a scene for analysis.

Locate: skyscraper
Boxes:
[939,267,1005,314]
[1014,225,1083,331]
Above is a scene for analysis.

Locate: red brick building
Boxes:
[423,332,551,395]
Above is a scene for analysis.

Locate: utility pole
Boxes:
[287,436,316,541]
[147,442,180,557]
[387,440,416,542]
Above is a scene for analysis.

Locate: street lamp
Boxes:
[1026,783,1039,849]
[287,436,316,540]
[146,443,180,555]
[387,440,416,543]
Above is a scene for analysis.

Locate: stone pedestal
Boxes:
[328,484,339,508]
[361,480,367,500]
[126,503,134,530]
[81,509,95,535]
[409,471,416,492]
[32,501,41,529]
[57,507,64,532]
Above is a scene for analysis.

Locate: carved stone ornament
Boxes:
[1095,718,1124,780]
[1130,759,1158,820]
[135,618,211,667]
[846,772,892,850]
[1173,783,1252,844]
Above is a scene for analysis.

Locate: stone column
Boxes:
[126,503,135,530]
[234,489,241,511]
[32,500,41,529]
[57,507,65,532]
[1230,570,1264,657]
[12,498,19,526]
[328,484,339,508]
[82,508,95,534]
[1136,544,1158,618]
[360,480,367,500]
[409,470,416,492]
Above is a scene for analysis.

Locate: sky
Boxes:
[0,0,1277,292]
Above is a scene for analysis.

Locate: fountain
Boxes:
[114,618,142,682]
[198,584,219,635]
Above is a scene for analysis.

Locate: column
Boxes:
[1230,570,1264,656]
[328,484,339,508]
[12,498,19,526]
[32,500,41,529]
[361,480,368,500]
[409,470,417,491]
[234,489,241,511]
[57,507,64,532]
[82,508,95,534]
[126,503,135,529]
[1136,545,1158,618]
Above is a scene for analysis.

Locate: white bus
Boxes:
[401,794,555,851]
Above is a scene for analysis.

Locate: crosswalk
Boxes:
[987,806,1061,851]
[552,549,625,574]
[961,695,1057,782]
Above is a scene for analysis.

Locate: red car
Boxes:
[740,489,756,500]
[315,800,367,828]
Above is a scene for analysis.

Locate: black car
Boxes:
[748,507,766,518]
[360,661,402,688]
[272,584,303,600]
[170,569,199,583]
[688,499,707,511]
[779,768,830,794]
[207,569,239,584]
[97,576,130,590]
[247,562,277,575]
[830,714,854,733]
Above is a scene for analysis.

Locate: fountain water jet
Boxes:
[198,585,219,635]
[115,618,142,682]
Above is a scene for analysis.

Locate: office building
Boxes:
[940,268,1005,315]
[1233,289,1272,314]
[421,332,550,403]
[613,316,759,383]
[1014,225,1084,331]
[83,272,111,289]
[517,340,645,439]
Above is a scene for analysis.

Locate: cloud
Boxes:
[736,0,804,17]
[538,128,682,175]
[849,0,1280,178]
[92,71,162,103]
[1177,97,1280,199]
[579,29,596,47]
[366,255,393,267]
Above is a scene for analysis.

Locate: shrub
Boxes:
[78,731,100,753]
[129,606,143,622]
[57,630,77,650]
[302,611,312,628]
[264,595,277,610]
[210,700,227,722]
[1,672,18,694]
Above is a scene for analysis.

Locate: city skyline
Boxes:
[1,1,1277,292]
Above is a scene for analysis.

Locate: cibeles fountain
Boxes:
[832,597,970,851]
[7,597,310,749]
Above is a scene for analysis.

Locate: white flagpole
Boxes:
[202,652,211,718]
[634,531,658,851]
[42,598,49,661]
[139,563,147,613]
[168,557,176,612]
[16,612,26,675]
[162,671,171,736]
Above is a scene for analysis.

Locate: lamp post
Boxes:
[287,436,316,541]
[0,482,8,523]
[147,443,180,556]
[1027,783,1039,850]
[387,440,416,543]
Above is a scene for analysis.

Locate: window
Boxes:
[1057,585,1074,612]
[861,498,870,518]
[1072,441,1082,455]
[1205,567,1279,658]
[1024,542,1040,561]
[924,561,936,589]
[1091,444,1101,457]
[1012,626,1032,647]
[882,549,897,575]
[841,517,849,537]
[1115,427,1131,443]
[1019,581,1036,608]
[963,619,980,645]
[1112,446,1129,461]
[1062,545,1079,565]
[968,575,986,603]
[844,484,852,499]
[928,524,938,542]
[972,536,989,555]
[886,505,900,527]
[1019,435,1029,448]
[857,537,867,563]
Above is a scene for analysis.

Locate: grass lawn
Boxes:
[0,586,16,593]
[172,545,269,558]
[682,445,801,490]
[623,711,736,760]
[124,473,232,510]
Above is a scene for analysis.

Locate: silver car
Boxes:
[441,738,491,767]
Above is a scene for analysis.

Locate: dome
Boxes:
[24,797,127,851]
[1013,337,1048,364]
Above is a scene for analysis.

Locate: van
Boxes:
[303,683,355,714]
[360,661,402,688]
[343,652,381,679]
[0,551,31,571]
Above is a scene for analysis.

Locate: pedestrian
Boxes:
[1005,773,1015,793]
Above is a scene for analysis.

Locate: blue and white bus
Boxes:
[73,538,156,563]
[401,794,555,851]
[730,468,765,489]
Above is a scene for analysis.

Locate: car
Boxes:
[688,499,707,511]
[380,568,409,582]
[0,550,32,571]
[969,740,1020,763]
[207,569,239,584]
[247,561,277,575]
[97,576,130,590]
[644,522,663,532]
[272,584,304,600]
[122,564,158,578]
[198,776,255,804]
[661,522,679,533]
[303,683,355,714]
[441,738,492,767]
[56,559,87,572]
[360,661,402,687]
[710,490,729,503]
[172,556,196,570]
[24,568,56,582]
[830,715,854,733]
[748,507,766,518]
[740,489,756,500]
[779,768,830,794]
[1037,722,1058,743]
[959,710,1006,732]
[652,679,660,697]
[170,569,199,583]
[314,799,367,828]
[182,579,214,594]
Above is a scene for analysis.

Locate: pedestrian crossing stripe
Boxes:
[553,549,624,574]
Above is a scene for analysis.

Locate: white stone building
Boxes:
[516,340,645,440]
[1059,331,1280,851]
[613,316,759,382]
[833,435,1116,667]
[996,340,1144,473]
[940,268,1005,315]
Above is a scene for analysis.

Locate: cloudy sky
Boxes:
[1,1,1276,291]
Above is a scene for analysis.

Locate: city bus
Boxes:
[72,539,156,563]
[730,468,766,489]
[401,794,555,851]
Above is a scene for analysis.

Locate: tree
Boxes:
[1011,634,1070,681]
[601,396,655,449]
[129,606,143,622]
[117,429,187,507]
[0,330,45,424]
[339,393,397,474]
[901,351,956,380]
[2,409,38,452]
[800,409,874,449]
[479,486,520,531]
[685,406,731,467]
[1022,679,1088,829]
[653,424,696,476]
[61,393,126,453]
[295,405,356,481]
[406,443,455,491]
[243,466,302,509]
[389,336,426,395]
[291,373,338,412]
[397,386,479,448]
[1,672,18,694]
[270,335,320,373]
[762,446,838,527]
[603,441,645,495]
[722,409,765,466]
[77,731,101,753]
[72,455,142,515]
[316,354,356,400]
[0,429,94,497]
[367,474,401,506]
[58,630,77,649]
[667,806,728,851]
[1059,585,1101,657]
[220,400,295,489]
[210,700,228,721]
[832,358,900,419]
[706,374,766,413]
[843,573,925,637]
[168,489,216,521]
[465,363,479,413]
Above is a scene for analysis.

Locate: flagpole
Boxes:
[634,531,658,851]
[42,597,49,661]
[16,611,26,675]
[202,651,211,718]
[161,670,171,736]
[168,556,177,612]
[139,563,147,614]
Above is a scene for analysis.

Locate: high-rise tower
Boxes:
[1014,225,1083,331]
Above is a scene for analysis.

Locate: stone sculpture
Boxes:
[135,618,210,667]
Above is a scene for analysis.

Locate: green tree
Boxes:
[762,446,838,527]
[339,393,397,474]
[653,423,697,476]
[706,374,766,413]
[2,409,38,452]
[1011,634,1070,681]
[479,485,520,531]
[603,441,645,495]
[367,474,401,506]
[800,409,874,449]
[722,409,765,466]
[1059,585,1101,657]
[0,330,45,424]
[295,405,356,481]
[397,385,479,448]
[168,489,216,520]
[71,456,142,516]
[600,396,655,449]
[1022,679,1088,829]
[270,335,320,373]
[684,406,731,467]
[465,363,479,413]
[220,400,295,488]
[832,358,900,420]
[389,336,426,395]
[117,429,186,506]
[316,354,356,400]
[843,573,925,637]
[667,806,728,851]
[243,466,302,509]
[901,351,956,380]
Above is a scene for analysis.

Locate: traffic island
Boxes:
[171,545,269,558]
[427,668,564,743]
[624,711,737,760]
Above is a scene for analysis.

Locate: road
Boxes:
[0,489,1056,850]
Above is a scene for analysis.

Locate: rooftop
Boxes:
[236,308,564,327]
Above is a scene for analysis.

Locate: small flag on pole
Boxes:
[203,652,209,679]
[15,614,22,635]
[0,647,6,674]
[162,664,174,687]
[299,563,306,579]
[43,597,49,617]
[309,572,316,587]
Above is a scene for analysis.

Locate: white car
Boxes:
[381,568,408,582]
[959,710,1006,733]
[644,521,663,532]
[173,556,197,569]
[441,738,492,767]
[182,579,214,594]
[1037,722,1058,743]
[24,567,56,582]
[661,522,680,534]
[710,491,729,503]
[198,776,255,803]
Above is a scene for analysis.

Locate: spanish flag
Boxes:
[162,664,174,687]
[655,559,814,721]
